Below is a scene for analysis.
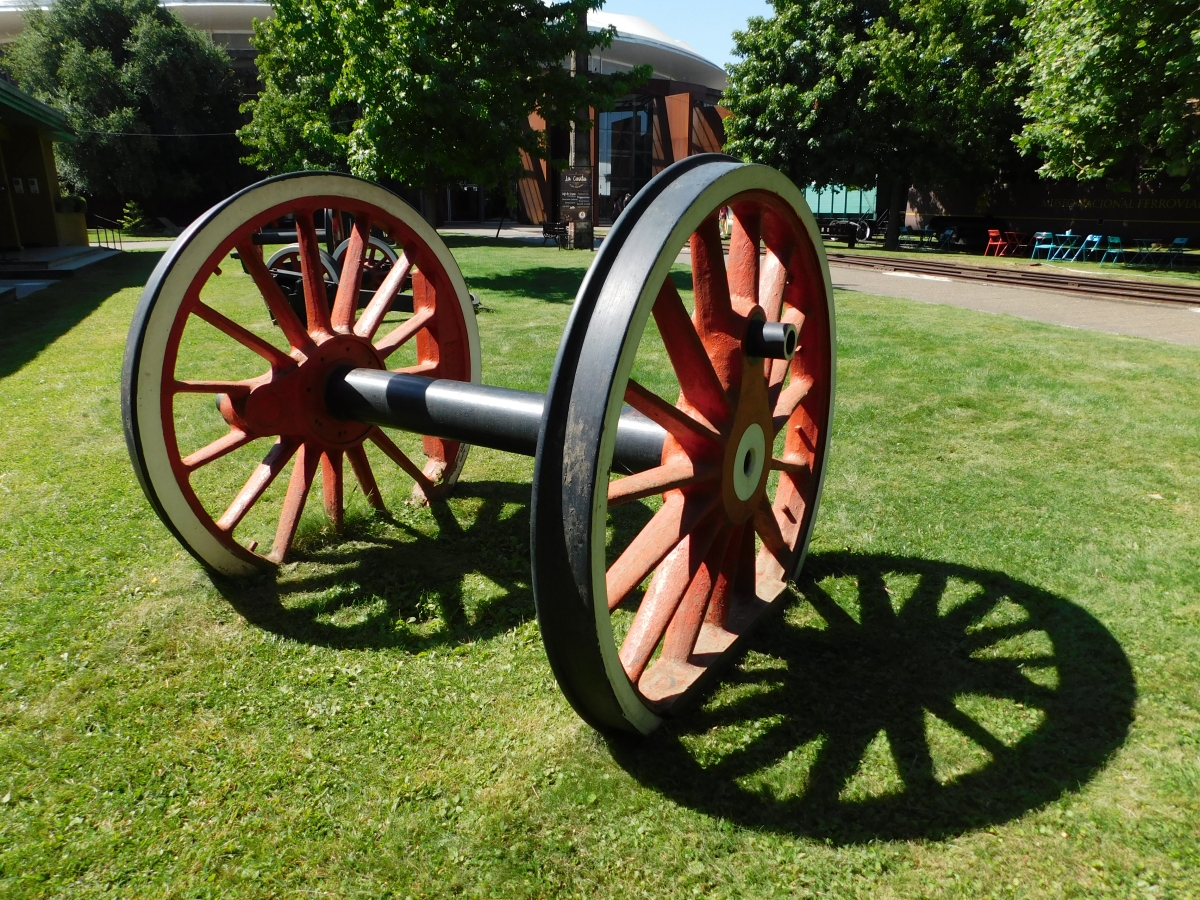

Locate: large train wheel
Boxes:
[533,155,835,734]
[123,172,480,576]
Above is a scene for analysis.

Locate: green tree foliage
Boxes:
[724,0,1025,247]
[6,0,246,207]
[1016,0,1200,184]
[240,0,647,202]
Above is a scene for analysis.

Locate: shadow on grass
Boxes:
[441,235,553,251]
[0,251,163,380]
[212,481,654,652]
[610,552,1135,843]
[466,267,587,304]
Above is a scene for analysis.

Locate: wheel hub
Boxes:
[221,334,385,450]
[719,356,774,523]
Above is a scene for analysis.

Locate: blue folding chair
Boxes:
[1030,232,1057,259]
[1071,234,1102,262]
[1099,236,1126,266]
[1165,237,1188,268]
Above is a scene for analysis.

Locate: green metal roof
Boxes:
[0,78,74,142]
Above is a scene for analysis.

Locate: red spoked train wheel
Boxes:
[533,156,834,734]
[122,173,480,576]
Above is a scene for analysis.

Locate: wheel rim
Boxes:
[533,156,835,733]
[123,173,480,575]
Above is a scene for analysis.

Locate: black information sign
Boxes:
[560,167,592,212]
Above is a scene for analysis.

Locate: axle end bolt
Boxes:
[743,320,798,360]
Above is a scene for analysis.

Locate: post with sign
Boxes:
[560,167,593,250]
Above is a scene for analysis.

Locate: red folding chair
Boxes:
[983,229,1006,256]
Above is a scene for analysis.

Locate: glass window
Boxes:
[598,96,655,225]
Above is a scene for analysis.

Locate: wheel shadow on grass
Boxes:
[610,552,1135,843]
[211,481,654,652]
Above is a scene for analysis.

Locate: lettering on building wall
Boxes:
[1044,197,1200,211]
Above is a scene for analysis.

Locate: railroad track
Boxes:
[826,252,1200,306]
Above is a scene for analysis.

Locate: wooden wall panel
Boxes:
[517,113,549,224]
[692,106,726,154]
[665,93,691,165]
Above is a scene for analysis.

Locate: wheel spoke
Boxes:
[690,216,740,343]
[191,300,293,369]
[173,379,254,396]
[236,238,315,354]
[392,359,439,376]
[296,211,333,336]
[608,458,718,507]
[346,445,385,510]
[374,305,434,359]
[332,214,371,331]
[354,252,412,339]
[321,450,344,532]
[704,522,745,629]
[772,373,815,433]
[619,515,723,681]
[651,279,731,428]
[216,437,299,532]
[182,429,253,472]
[660,525,735,663]
[606,491,720,610]
[753,498,790,565]
[368,427,435,494]
[726,206,761,312]
[758,248,788,322]
[624,380,721,450]
[269,442,319,563]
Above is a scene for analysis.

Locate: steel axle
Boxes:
[326,369,670,473]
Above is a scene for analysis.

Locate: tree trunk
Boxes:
[882,176,907,250]
[421,184,439,229]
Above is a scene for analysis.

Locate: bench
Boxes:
[542,221,568,248]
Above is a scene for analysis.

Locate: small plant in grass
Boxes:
[118,200,155,235]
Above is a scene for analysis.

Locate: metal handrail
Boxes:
[88,217,123,251]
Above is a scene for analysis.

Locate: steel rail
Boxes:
[826,252,1200,306]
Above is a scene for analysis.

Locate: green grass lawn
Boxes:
[1,238,1198,898]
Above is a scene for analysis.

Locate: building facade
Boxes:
[0,2,729,226]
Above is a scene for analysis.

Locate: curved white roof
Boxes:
[590,13,726,90]
[0,1,726,90]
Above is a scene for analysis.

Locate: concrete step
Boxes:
[0,247,120,278]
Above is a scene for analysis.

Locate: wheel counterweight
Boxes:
[533,155,835,734]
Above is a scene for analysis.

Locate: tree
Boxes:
[240,0,647,220]
[1016,0,1200,185]
[724,0,1026,248]
[6,0,246,209]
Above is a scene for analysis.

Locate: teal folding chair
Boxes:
[1071,234,1102,261]
[1099,236,1125,265]
[1165,237,1188,268]
[1030,232,1057,259]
